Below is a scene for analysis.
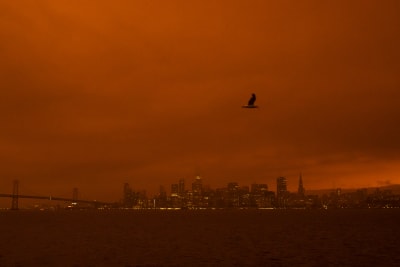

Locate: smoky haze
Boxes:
[1,0,400,201]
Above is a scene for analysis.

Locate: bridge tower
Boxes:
[72,187,78,202]
[11,180,19,210]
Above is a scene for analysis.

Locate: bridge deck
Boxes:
[0,193,112,205]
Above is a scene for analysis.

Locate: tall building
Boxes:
[227,182,240,207]
[298,173,305,197]
[171,183,179,196]
[191,176,203,207]
[192,176,203,194]
[123,183,134,208]
[276,177,287,196]
[276,177,288,207]
[178,179,185,196]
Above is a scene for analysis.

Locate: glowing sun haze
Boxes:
[1,0,399,200]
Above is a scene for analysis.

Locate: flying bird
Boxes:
[242,93,258,108]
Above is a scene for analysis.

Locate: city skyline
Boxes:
[1,0,400,201]
[2,173,400,206]
[2,173,399,210]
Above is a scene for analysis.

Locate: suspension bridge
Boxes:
[0,180,114,210]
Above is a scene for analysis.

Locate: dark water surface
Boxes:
[0,209,399,266]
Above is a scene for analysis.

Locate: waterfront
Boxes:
[0,209,399,266]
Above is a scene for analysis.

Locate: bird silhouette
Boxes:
[242,93,258,108]
[248,93,256,106]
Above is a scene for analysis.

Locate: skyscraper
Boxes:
[276,177,288,208]
[123,183,134,208]
[171,183,179,197]
[298,173,305,197]
[192,176,203,194]
[178,179,185,196]
[191,176,203,207]
[276,177,287,196]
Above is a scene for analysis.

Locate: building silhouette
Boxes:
[171,183,179,197]
[251,183,268,194]
[123,183,134,208]
[178,179,185,196]
[298,173,305,197]
[192,176,202,194]
[276,177,288,208]
[157,185,167,207]
[251,183,274,208]
[191,176,203,207]
[227,182,240,207]
[117,174,400,210]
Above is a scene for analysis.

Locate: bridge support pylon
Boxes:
[11,180,19,210]
[73,187,78,202]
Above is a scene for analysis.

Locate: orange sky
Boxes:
[1,0,400,202]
